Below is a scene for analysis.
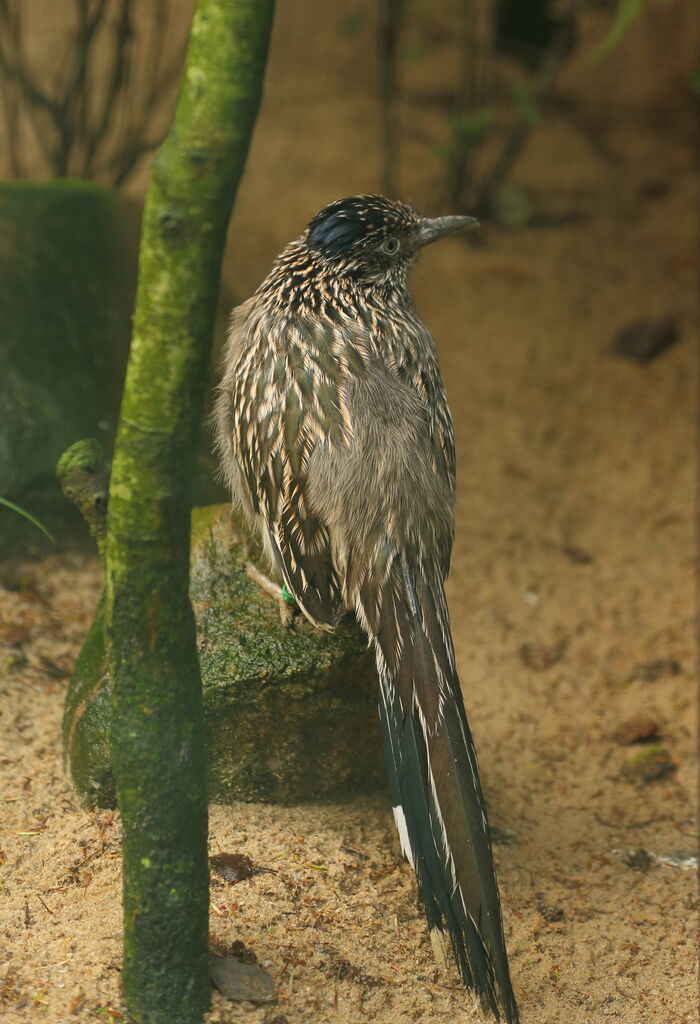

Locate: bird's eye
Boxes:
[381,236,400,256]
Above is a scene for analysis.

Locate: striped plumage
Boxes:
[214,194,518,1023]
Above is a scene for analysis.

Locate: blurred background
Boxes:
[0,0,696,552]
[0,5,697,1021]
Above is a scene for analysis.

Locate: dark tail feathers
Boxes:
[372,556,518,1023]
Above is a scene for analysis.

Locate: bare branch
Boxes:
[0,0,25,175]
[54,0,109,174]
[111,138,162,188]
[475,0,584,213]
[84,0,134,174]
[0,0,207,187]
[446,0,496,207]
[378,0,404,198]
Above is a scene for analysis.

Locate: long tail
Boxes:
[366,555,518,1023]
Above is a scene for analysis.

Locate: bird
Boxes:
[214,194,519,1023]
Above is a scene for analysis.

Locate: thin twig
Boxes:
[111,0,185,185]
[55,0,109,174]
[0,0,183,185]
[0,2,62,169]
[475,0,584,214]
[34,893,55,917]
[0,0,24,175]
[111,138,162,188]
[448,0,494,207]
[594,812,668,830]
[378,0,403,197]
[85,0,133,174]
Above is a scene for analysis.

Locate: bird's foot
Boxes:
[245,563,298,628]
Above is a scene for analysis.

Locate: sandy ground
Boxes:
[1,2,698,1022]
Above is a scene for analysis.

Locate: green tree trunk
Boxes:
[105,3,275,1022]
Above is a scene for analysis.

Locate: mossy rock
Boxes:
[0,180,139,498]
[64,505,383,807]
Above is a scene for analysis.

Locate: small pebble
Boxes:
[229,939,258,964]
[535,893,565,922]
[210,852,276,883]
[320,946,380,986]
[623,848,652,872]
[629,659,682,682]
[612,315,679,363]
[622,746,676,785]
[611,716,661,745]
[210,956,276,1004]
[636,179,670,201]
[519,638,567,672]
[562,544,593,565]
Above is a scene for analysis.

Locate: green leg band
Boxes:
[281,583,297,606]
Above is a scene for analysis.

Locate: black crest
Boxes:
[306,195,418,258]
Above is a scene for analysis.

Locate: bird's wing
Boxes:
[224,311,360,629]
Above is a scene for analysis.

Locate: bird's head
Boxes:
[305,194,478,285]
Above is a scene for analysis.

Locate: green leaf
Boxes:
[337,12,364,36]
[691,67,700,97]
[512,79,541,127]
[449,107,494,144]
[0,496,55,543]
[401,41,428,62]
[592,0,643,59]
[491,187,534,230]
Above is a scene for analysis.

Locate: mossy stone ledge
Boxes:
[64,504,383,807]
[0,180,138,498]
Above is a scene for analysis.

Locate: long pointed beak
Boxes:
[416,215,479,248]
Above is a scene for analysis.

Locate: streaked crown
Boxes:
[306,195,420,261]
[262,195,478,300]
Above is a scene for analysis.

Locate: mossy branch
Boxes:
[56,439,109,557]
[104,2,275,1022]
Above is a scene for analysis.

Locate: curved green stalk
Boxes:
[0,496,55,543]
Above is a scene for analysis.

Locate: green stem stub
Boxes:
[281,583,297,606]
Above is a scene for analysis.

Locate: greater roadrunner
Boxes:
[214,195,518,1023]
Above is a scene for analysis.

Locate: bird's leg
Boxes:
[245,563,298,628]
